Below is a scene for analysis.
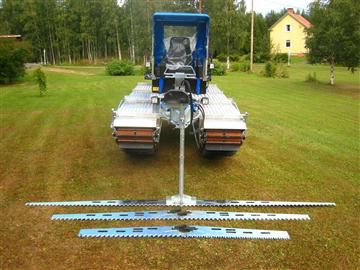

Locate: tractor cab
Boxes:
[149,12,210,95]
[112,12,247,156]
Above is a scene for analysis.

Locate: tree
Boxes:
[203,0,241,59]
[34,67,47,96]
[253,13,271,62]
[306,0,360,85]
[265,9,287,28]
[0,40,30,84]
[0,0,278,65]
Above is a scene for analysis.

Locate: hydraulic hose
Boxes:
[181,79,194,126]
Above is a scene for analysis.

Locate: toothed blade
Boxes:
[26,199,336,207]
[78,225,290,240]
[196,200,336,207]
[52,210,310,221]
[25,199,166,207]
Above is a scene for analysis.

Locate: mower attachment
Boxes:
[52,209,310,221]
[78,225,290,240]
[26,199,336,207]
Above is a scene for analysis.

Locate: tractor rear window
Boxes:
[163,25,196,53]
[164,26,196,38]
[163,25,197,68]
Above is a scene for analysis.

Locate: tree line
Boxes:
[0,0,304,65]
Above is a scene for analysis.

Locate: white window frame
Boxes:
[285,24,291,32]
[285,40,291,48]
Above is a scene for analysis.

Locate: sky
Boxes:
[244,0,314,14]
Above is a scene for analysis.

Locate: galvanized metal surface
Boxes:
[78,225,290,240]
[112,83,159,129]
[52,210,310,221]
[200,84,247,130]
[112,83,247,130]
[26,199,336,207]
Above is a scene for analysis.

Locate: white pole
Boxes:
[250,0,254,72]
[43,49,47,65]
[288,51,291,66]
[178,112,185,206]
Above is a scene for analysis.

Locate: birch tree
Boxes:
[306,0,360,85]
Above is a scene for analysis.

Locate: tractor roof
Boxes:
[152,12,209,66]
[153,12,209,26]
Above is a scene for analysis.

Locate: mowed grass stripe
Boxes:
[0,64,359,269]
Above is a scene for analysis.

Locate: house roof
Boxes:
[269,8,312,30]
[0,34,22,39]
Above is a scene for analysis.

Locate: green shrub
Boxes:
[106,60,134,76]
[276,63,289,78]
[216,53,227,62]
[240,54,248,61]
[262,62,290,78]
[272,53,288,63]
[239,61,250,72]
[0,40,31,84]
[211,60,226,76]
[229,54,240,62]
[306,72,318,83]
[263,62,277,77]
[134,65,146,76]
[231,62,240,72]
[253,52,271,63]
[216,54,241,63]
[34,68,47,96]
[231,61,250,72]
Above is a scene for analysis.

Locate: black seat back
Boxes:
[166,37,192,67]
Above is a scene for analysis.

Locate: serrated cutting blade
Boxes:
[26,199,336,207]
[78,225,290,240]
[52,210,310,221]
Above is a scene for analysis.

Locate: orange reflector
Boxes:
[205,129,244,145]
[114,128,154,144]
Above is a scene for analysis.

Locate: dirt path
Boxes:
[44,67,95,76]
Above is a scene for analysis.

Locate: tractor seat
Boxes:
[166,37,192,68]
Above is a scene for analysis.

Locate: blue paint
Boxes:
[191,102,198,113]
[159,77,164,93]
[153,12,209,66]
[195,78,201,95]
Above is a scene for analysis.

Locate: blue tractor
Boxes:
[111,12,248,156]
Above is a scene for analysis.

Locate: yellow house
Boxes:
[269,8,312,55]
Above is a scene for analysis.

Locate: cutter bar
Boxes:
[52,210,310,221]
[78,225,290,240]
[26,199,336,207]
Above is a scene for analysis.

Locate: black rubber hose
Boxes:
[198,103,205,119]
[187,83,193,126]
[181,79,194,126]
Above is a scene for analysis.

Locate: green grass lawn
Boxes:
[0,64,359,269]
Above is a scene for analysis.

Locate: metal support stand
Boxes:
[179,116,185,204]
[166,110,197,206]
